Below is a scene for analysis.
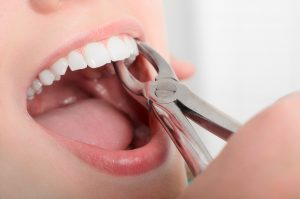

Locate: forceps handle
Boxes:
[177,83,241,140]
[148,79,240,175]
[151,102,214,175]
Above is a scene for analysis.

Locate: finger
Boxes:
[171,56,196,80]
[180,92,300,198]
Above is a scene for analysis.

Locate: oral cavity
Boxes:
[36,99,135,150]
[27,35,138,100]
[27,35,152,151]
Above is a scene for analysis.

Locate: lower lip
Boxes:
[48,119,170,176]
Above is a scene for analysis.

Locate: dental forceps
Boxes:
[113,42,241,176]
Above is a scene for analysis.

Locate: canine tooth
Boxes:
[32,79,42,92]
[83,42,111,68]
[50,58,68,76]
[107,36,130,61]
[27,87,35,100]
[36,87,42,95]
[68,51,87,71]
[39,69,55,86]
[124,37,135,56]
[127,37,138,56]
[124,55,137,67]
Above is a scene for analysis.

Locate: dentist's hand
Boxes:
[171,56,196,80]
[180,92,300,198]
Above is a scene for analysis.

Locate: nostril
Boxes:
[29,0,62,13]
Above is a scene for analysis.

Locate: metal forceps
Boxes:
[113,41,241,176]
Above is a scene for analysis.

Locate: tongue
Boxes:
[35,99,133,150]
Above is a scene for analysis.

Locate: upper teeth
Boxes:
[27,35,138,100]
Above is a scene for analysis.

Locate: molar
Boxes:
[32,79,43,95]
[32,79,42,91]
[39,69,56,86]
[27,87,35,100]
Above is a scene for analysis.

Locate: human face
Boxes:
[0,1,187,198]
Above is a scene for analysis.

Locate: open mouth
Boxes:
[26,30,170,175]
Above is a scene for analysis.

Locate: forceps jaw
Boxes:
[137,41,178,81]
[112,41,180,107]
[112,41,177,95]
[113,61,145,96]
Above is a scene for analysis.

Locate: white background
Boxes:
[163,0,300,156]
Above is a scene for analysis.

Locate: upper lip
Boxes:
[27,16,145,94]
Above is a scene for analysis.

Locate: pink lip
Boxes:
[37,17,170,175]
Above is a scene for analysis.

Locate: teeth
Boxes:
[32,79,42,91]
[28,35,139,100]
[131,40,138,56]
[38,69,55,86]
[124,37,134,56]
[83,42,111,68]
[27,88,35,100]
[35,88,42,95]
[107,36,131,61]
[68,51,87,71]
[50,58,68,78]
[124,37,138,56]
[125,55,137,67]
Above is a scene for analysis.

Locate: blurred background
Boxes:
[163,0,300,156]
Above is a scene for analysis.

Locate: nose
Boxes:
[30,0,62,13]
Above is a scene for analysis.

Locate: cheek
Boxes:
[127,0,169,59]
[29,0,61,12]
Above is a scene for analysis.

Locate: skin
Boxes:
[1,0,298,198]
[180,93,300,199]
[0,1,191,198]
